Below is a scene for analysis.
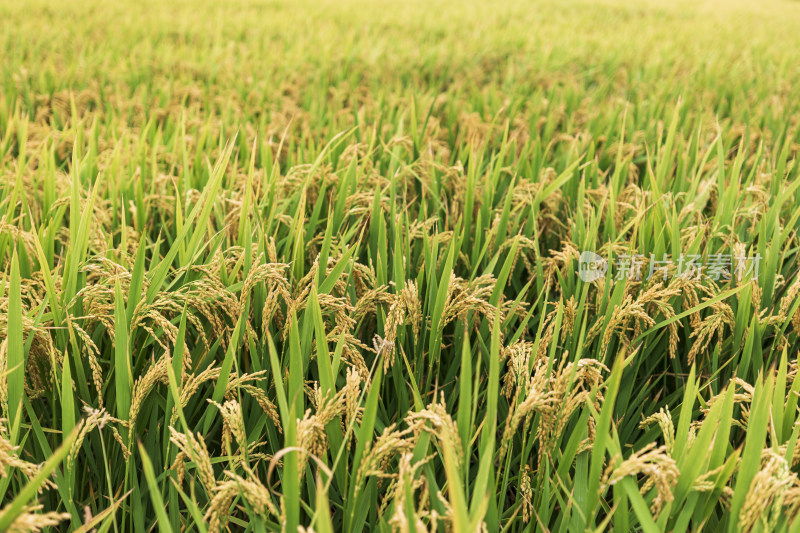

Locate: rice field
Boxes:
[2,0,800,531]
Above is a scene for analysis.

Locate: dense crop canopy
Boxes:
[1,0,800,531]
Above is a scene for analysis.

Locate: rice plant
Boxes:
[2,0,800,531]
